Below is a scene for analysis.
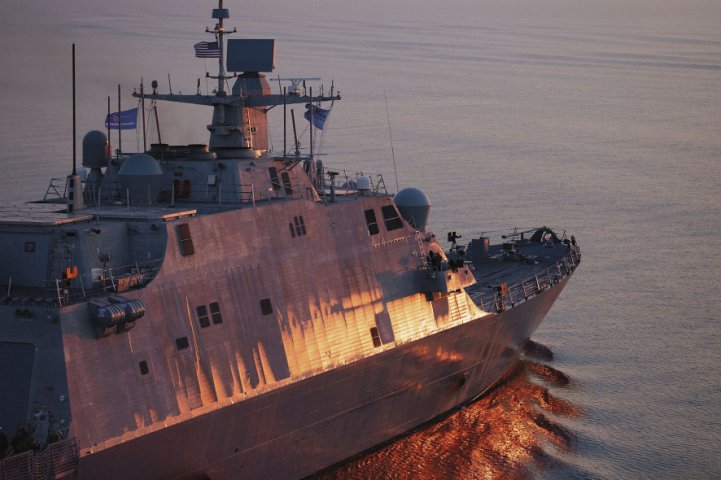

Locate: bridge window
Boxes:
[293,216,306,236]
[177,223,195,256]
[364,209,379,235]
[197,305,210,328]
[269,167,281,191]
[210,302,223,324]
[281,171,293,195]
[381,205,403,231]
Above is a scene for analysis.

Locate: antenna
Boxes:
[216,0,226,95]
[140,78,147,152]
[153,100,163,145]
[72,44,77,175]
[291,110,300,156]
[384,91,400,192]
[117,84,122,156]
[167,73,173,95]
[107,96,111,158]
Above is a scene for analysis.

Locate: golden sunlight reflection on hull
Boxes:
[310,341,577,480]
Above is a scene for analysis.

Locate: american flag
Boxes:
[194,41,221,58]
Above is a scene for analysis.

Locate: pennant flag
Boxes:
[304,104,330,130]
[105,107,138,130]
[194,41,221,58]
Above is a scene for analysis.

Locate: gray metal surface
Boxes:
[0,2,581,478]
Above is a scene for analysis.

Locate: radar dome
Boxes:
[118,153,164,205]
[82,130,109,168]
[357,175,372,192]
[394,187,431,232]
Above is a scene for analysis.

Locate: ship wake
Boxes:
[311,340,578,479]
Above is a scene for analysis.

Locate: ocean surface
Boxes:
[1,0,720,478]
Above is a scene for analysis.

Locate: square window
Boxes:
[196,305,210,328]
[210,302,223,325]
[260,298,273,316]
[176,336,190,350]
[24,242,36,253]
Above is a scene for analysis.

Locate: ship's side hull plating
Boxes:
[76,277,569,480]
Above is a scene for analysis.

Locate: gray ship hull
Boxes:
[75,277,568,480]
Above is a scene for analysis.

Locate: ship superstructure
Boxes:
[0,3,580,479]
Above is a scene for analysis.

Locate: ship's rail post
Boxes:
[108,269,117,292]
[55,279,64,307]
[78,274,86,299]
[521,280,530,299]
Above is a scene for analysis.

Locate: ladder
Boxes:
[413,231,430,271]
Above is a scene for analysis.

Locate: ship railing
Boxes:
[213,183,256,206]
[0,436,79,480]
[316,167,388,203]
[447,226,574,250]
[262,176,311,203]
[472,246,581,314]
[43,177,68,201]
[83,180,260,207]
[50,258,163,307]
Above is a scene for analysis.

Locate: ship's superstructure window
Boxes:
[24,242,36,253]
[293,216,307,236]
[364,209,379,235]
[177,223,195,256]
[260,298,273,315]
[197,305,210,328]
[281,171,293,195]
[381,205,403,231]
[139,361,149,375]
[210,302,223,324]
[370,327,382,348]
[289,223,296,238]
[269,167,281,191]
[176,337,190,350]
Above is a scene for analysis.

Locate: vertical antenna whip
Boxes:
[117,84,122,156]
[72,44,77,175]
[384,91,399,192]
[140,78,147,152]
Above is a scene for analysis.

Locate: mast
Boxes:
[117,84,122,155]
[72,44,76,176]
[216,0,226,95]
[207,0,234,96]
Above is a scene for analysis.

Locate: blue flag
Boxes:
[304,104,330,130]
[105,108,138,130]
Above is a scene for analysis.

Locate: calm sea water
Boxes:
[1,1,720,478]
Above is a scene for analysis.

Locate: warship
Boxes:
[0,2,580,479]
